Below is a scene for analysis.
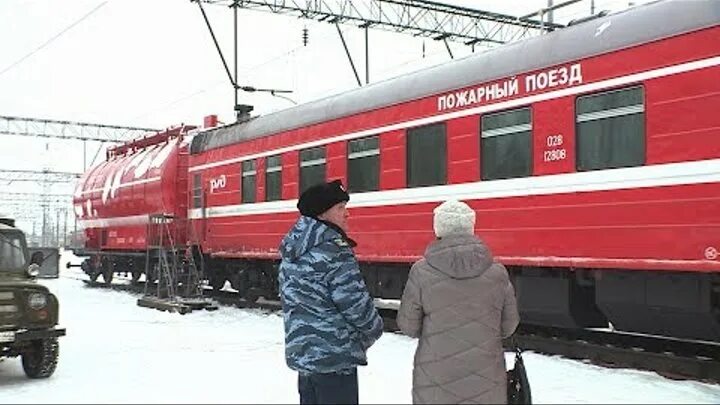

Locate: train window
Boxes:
[299,146,326,193]
[576,86,645,171]
[241,160,256,203]
[347,136,380,193]
[192,173,202,209]
[407,123,447,188]
[481,107,532,180]
[265,155,282,202]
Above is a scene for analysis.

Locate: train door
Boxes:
[190,172,206,245]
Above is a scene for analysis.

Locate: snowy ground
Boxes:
[1,250,719,404]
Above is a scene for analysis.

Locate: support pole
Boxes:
[547,0,554,24]
[41,206,47,246]
[197,0,236,89]
[365,26,369,85]
[335,22,362,87]
[63,208,68,247]
[56,208,60,247]
[90,142,105,168]
[443,38,454,59]
[233,0,239,108]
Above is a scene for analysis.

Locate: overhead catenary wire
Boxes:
[128,32,337,121]
[0,1,108,79]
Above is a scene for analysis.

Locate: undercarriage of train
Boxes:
[75,250,720,343]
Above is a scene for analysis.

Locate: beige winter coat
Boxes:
[398,235,520,404]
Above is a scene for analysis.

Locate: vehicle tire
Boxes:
[21,338,59,379]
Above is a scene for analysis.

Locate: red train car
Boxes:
[72,125,195,283]
[74,0,720,342]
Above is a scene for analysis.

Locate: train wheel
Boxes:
[244,289,260,303]
[101,268,114,285]
[230,271,249,297]
[146,266,157,284]
[210,275,226,291]
[82,259,99,283]
[131,271,142,285]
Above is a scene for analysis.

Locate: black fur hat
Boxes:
[297,179,350,218]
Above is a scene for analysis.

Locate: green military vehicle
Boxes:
[0,216,65,378]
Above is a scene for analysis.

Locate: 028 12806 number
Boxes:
[544,148,567,162]
[546,134,563,147]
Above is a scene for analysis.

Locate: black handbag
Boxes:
[507,341,532,404]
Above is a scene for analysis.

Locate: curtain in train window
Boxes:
[192,173,202,209]
[300,147,326,194]
[576,86,645,171]
[348,136,380,193]
[241,160,257,203]
[407,123,447,188]
[481,107,532,181]
[265,155,282,202]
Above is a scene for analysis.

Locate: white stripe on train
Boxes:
[79,176,162,196]
[77,157,720,227]
[188,55,720,173]
[79,214,154,228]
[186,158,720,220]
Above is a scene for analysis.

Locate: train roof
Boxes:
[190,0,720,155]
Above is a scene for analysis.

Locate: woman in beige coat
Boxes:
[398,199,520,404]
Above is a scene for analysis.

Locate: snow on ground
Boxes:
[1,250,719,404]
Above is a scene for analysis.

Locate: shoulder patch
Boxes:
[333,238,349,247]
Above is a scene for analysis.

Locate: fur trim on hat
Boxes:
[433,199,476,238]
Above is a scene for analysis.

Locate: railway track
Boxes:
[77,276,720,384]
[78,278,284,312]
[512,325,720,384]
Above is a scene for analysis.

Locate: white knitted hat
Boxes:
[433,199,476,238]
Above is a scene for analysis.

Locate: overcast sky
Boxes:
[0,0,650,234]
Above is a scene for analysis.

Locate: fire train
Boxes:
[72,0,720,342]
